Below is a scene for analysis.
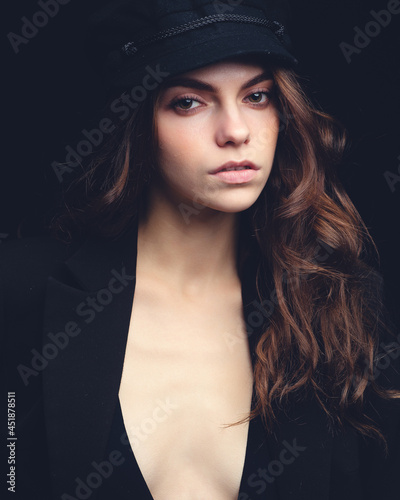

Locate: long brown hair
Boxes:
[52,65,400,446]
[244,68,400,446]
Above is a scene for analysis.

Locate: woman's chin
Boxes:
[201,198,260,214]
[204,191,263,214]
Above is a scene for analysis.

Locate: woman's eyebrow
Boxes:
[162,70,273,93]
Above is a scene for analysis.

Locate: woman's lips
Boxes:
[209,161,259,184]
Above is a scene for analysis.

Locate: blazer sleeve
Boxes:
[0,237,71,499]
[359,274,400,500]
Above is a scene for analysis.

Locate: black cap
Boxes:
[87,0,298,91]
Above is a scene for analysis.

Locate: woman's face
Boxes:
[154,58,280,214]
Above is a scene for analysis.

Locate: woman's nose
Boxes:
[215,106,251,147]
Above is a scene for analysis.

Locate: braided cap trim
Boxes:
[121,14,285,56]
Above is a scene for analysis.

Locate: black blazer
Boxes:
[1,224,400,500]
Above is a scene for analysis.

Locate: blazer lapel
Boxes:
[42,223,335,499]
[240,255,334,500]
[269,399,333,500]
[42,225,138,499]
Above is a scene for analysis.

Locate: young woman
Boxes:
[2,1,400,499]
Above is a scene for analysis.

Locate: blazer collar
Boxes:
[42,225,138,498]
[42,222,333,500]
[63,225,138,292]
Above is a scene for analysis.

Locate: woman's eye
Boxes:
[170,91,270,112]
[246,92,270,104]
[174,98,201,111]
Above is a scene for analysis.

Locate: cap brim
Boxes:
[105,22,298,90]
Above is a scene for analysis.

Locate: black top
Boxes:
[99,396,281,499]
[2,228,400,500]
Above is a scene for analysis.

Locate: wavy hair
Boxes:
[52,65,400,446]
[244,68,400,447]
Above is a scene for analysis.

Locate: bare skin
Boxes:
[118,58,279,499]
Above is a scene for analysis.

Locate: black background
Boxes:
[2,0,400,320]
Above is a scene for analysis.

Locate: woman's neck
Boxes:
[137,187,240,296]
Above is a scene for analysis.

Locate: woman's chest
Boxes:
[118,288,254,499]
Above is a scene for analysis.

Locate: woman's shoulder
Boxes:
[0,233,72,263]
[0,234,81,303]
